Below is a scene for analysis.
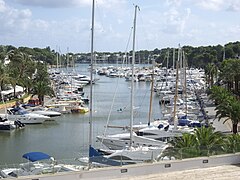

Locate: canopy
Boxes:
[22,152,51,162]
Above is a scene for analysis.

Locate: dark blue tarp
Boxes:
[89,146,127,166]
[178,119,191,126]
[22,152,51,162]
[89,146,102,157]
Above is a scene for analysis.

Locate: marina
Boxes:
[0,63,235,179]
[0,0,239,179]
[0,64,164,166]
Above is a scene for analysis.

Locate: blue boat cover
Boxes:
[89,146,102,157]
[89,146,127,166]
[22,152,51,162]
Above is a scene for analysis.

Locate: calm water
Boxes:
[0,64,163,165]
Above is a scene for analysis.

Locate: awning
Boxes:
[22,152,51,162]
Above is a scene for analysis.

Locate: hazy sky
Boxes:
[0,0,239,53]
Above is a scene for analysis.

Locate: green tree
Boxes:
[223,134,240,153]
[215,96,240,134]
[205,63,218,88]
[219,59,240,95]
[194,127,223,156]
[167,133,199,159]
[160,127,223,160]
[209,85,232,105]
[32,62,54,105]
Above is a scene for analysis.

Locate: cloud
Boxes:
[195,0,240,12]
[227,1,240,11]
[12,0,127,9]
[0,0,7,12]
[13,0,87,8]
[161,6,191,35]
[165,0,182,7]
[196,0,225,11]
[228,25,240,34]
[0,0,33,34]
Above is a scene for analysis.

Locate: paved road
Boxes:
[112,164,240,180]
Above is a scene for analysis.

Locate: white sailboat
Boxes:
[95,5,169,165]
[85,0,125,167]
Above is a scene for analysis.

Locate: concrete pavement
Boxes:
[112,164,240,180]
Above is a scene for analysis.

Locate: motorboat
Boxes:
[0,117,16,131]
[45,103,71,114]
[21,105,62,118]
[0,107,50,124]
[0,152,62,178]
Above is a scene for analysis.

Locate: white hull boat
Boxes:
[0,108,50,124]
[97,132,167,150]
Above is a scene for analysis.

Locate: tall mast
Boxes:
[173,48,175,69]
[173,45,181,130]
[148,58,154,126]
[166,50,169,69]
[183,50,188,115]
[88,0,95,166]
[130,5,138,148]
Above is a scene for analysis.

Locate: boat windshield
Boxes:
[15,109,29,115]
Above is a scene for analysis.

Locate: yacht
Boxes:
[0,117,16,131]
[97,132,167,150]
[21,105,62,118]
[0,107,50,124]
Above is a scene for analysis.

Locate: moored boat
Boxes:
[0,107,50,124]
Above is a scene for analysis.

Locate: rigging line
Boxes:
[122,27,133,66]
[125,26,133,52]
[101,74,122,143]
[124,27,133,52]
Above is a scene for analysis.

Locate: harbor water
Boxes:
[0,64,163,165]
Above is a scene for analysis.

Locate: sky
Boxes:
[0,0,239,53]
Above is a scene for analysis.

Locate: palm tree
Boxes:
[31,62,54,105]
[215,96,240,134]
[219,59,240,95]
[194,127,224,156]
[223,134,240,153]
[160,133,199,160]
[209,85,232,105]
[160,127,223,160]
[205,63,218,88]
[32,81,53,105]
[0,62,10,91]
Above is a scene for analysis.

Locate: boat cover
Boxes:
[22,152,51,162]
[89,146,127,166]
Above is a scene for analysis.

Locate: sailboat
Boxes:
[84,0,124,167]
[95,5,169,165]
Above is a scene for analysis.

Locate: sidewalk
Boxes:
[205,106,232,133]
[113,164,240,180]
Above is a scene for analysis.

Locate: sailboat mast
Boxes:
[88,0,95,165]
[130,5,138,148]
[173,46,181,130]
[183,50,188,115]
[173,48,175,69]
[148,59,154,126]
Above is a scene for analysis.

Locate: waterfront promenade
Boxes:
[112,164,240,180]
[14,154,240,180]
